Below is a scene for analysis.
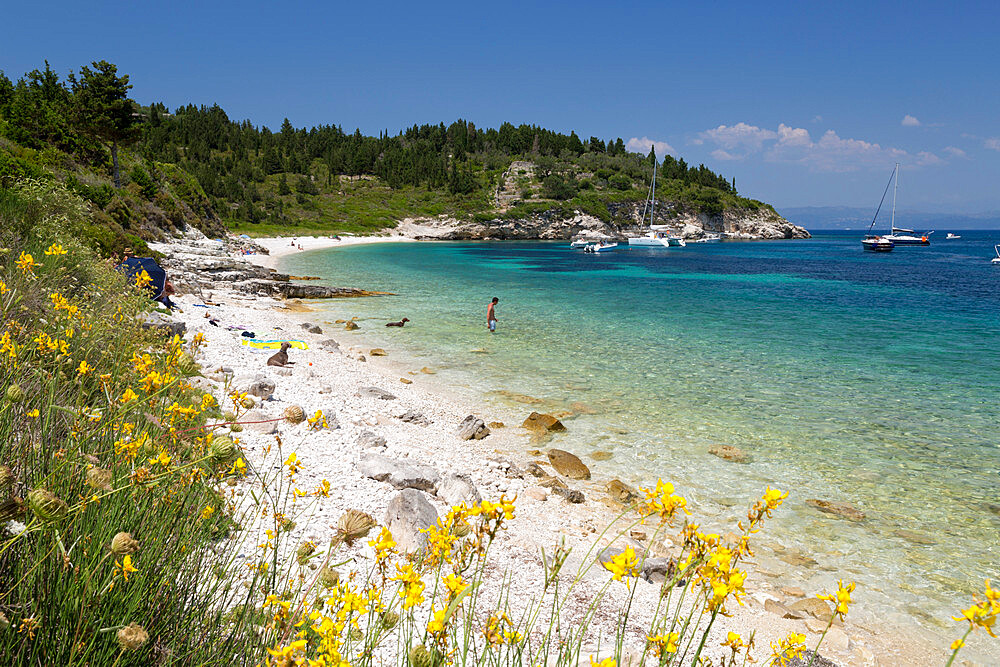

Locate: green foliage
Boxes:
[128,165,157,198]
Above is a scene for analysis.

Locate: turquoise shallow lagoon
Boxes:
[281,232,1000,645]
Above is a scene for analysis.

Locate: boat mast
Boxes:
[890,162,899,233]
[649,159,657,229]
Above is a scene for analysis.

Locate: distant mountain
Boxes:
[779,206,1000,230]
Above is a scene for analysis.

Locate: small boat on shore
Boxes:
[584,241,618,253]
[946,233,961,240]
[992,245,1000,265]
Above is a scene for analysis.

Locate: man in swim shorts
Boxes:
[487,297,498,332]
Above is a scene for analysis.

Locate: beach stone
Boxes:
[345,321,359,330]
[420,367,435,374]
[606,479,639,504]
[335,319,345,324]
[457,415,490,440]
[786,650,838,667]
[551,487,584,503]
[525,462,547,478]
[805,499,866,522]
[298,323,322,334]
[384,489,438,553]
[140,311,186,337]
[319,385,333,394]
[235,374,275,400]
[399,378,412,384]
[765,599,804,619]
[591,450,613,461]
[358,386,396,400]
[538,475,567,490]
[488,421,505,429]
[319,339,340,352]
[782,586,807,598]
[547,449,590,480]
[778,552,818,568]
[436,473,481,506]
[630,530,647,541]
[525,487,548,501]
[987,503,1000,518]
[708,445,753,464]
[275,368,293,377]
[358,453,440,492]
[243,410,277,434]
[822,626,850,652]
[522,412,566,433]
[790,597,833,622]
[370,348,387,356]
[398,410,430,426]
[639,558,672,584]
[357,431,387,449]
[893,529,936,545]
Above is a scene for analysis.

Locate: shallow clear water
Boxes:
[281,232,1000,643]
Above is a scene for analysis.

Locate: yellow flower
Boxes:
[77,359,92,376]
[647,632,680,656]
[134,269,152,288]
[18,615,40,639]
[230,457,247,476]
[314,479,331,497]
[722,631,746,652]
[391,563,425,609]
[148,449,171,468]
[27,409,40,418]
[120,387,138,403]
[200,505,215,521]
[589,657,616,667]
[638,479,689,524]
[770,632,806,666]
[817,580,856,619]
[443,573,468,599]
[44,243,67,256]
[603,545,639,582]
[426,605,447,634]
[115,554,139,581]
[16,251,39,273]
[369,526,396,564]
[950,638,964,650]
[284,452,302,474]
[0,279,8,295]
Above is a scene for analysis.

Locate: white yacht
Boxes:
[880,164,931,245]
[584,241,618,253]
[946,233,961,240]
[627,161,685,248]
[992,245,1000,265]
[569,238,591,248]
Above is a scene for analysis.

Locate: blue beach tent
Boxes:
[116,256,167,300]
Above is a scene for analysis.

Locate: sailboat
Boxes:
[862,166,896,252]
[627,160,685,248]
[881,164,931,245]
[992,245,1000,265]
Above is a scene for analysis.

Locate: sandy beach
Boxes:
[153,233,958,666]
[241,234,417,269]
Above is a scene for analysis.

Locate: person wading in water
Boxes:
[487,297,498,333]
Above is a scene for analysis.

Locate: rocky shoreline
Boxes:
[144,232,950,666]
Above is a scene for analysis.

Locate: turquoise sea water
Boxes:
[281,232,1000,646]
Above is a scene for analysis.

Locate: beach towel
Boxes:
[239,339,309,350]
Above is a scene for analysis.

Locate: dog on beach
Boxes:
[266,342,294,367]
[385,318,410,328]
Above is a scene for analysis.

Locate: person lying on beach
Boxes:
[266,342,294,367]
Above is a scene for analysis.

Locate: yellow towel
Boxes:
[239,339,309,350]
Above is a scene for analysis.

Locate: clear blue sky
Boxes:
[3,1,998,211]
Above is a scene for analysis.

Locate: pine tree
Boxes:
[71,61,139,188]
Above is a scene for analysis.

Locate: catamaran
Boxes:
[627,161,686,248]
[880,164,931,245]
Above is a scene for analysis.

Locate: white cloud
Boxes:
[699,122,777,152]
[710,149,741,161]
[811,115,823,123]
[625,136,676,156]
[902,114,921,127]
[986,137,1000,151]
[943,146,967,158]
[697,120,944,172]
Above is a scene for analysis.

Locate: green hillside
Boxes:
[1,60,774,251]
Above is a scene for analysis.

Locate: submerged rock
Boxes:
[345,321,359,330]
[708,445,753,464]
[384,489,438,553]
[547,449,590,480]
[805,498,866,522]
[605,479,639,505]
[521,412,566,433]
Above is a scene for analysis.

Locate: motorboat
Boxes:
[946,233,961,240]
[992,245,1000,265]
[584,241,618,253]
[570,239,591,248]
[689,234,721,243]
[862,235,894,252]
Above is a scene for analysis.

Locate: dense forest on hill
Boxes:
[0,60,775,250]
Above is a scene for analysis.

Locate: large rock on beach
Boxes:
[319,339,341,352]
[547,449,590,480]
[356,431,387,449]
[358,453,440,492]
[140,311,186,338]
[279,284,388,299]
[456,415,490,440]
[384,489,438,553]
[789,597,834,623]
[551,486,585,503]
[436,473,482,506]
[521,412,566,433]
[399,410,430,426]
[805,498,866,522]
[708,445,753,464]
[239,375,275,400]
[242,410,277,434]
[606,479,640,505]
[358,386,396,400]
